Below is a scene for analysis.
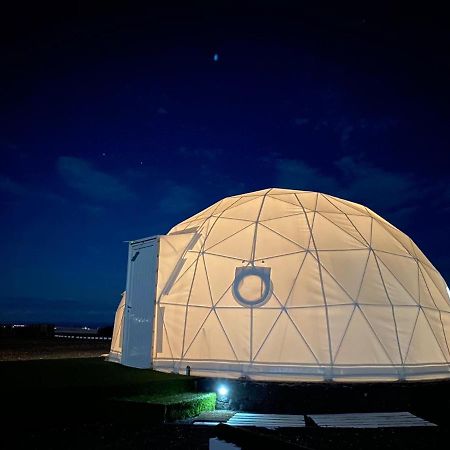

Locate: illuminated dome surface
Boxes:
[152,188,450,381]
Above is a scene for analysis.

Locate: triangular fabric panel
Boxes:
[185,256,214,307]
[266,252,308,304]
[220,197,264,221]
[359,304,402,364]
[348,215,373,245]
[258,195,303,221]
[371,220,411,257]
[203,254,245,305]
[421,307,450,361]
[206,223,256,261]
[316,194,346,214]
[254,223,305,260]
[318,212,368,246]
[268,193,303,207]
[375,252,419,301]
[326,195,368,215]
[285,252,325,307]
[327,304,357,361]
[318,250,370,301]
[159,258,198,305]
[419,263,450,312]
[393,306,420,364]
[211,196,247,217]
[376,256,419,306]
[419,267,450,312]
[251,308,284,361]
[405,310,447,364]
[216,307,251,361]
[288,307,331,364]
[254,311,318,364]
[312,213,368,251]
[295,192,318,211]
[334,307,394,365]
[183,311,237,361]
[319,263,356,306]
[357,252,391,306]
[260,213,311,250]
[159,304,186,358]
[205,219,254,250]
[181,305,212,357]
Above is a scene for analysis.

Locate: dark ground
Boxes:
[0,337,110,361]
[1,338,449,449]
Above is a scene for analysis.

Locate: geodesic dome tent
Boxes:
[111,188,450,381]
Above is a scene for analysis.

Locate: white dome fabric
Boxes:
[109,292,125,363]
[152,188,450,381]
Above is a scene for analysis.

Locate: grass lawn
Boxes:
[121,392,217,421]
[2,357,449,449]
[1,357,210,428]
[1,357,188,391]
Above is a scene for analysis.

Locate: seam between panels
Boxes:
[258,221,307,252]
[308,251,358,305]
[272,291,321,366]
[372,252,405,368]
[375,254,420,306]
[250,189,272,263]
[332,306,357,363]
[162,320,175,361]
[249,189,272,366]
[202,252,239,362]
[355,304,398,367]
[178,196,242,364]
[204,222,255,252]
[417,264,450,362]
[322,195,371,247]
[403,308,421,363]
[251,309,284,362]
[355,248,372,302]
[283,251,309,307]
[182,262,254,361]
[374,218,414,256]
[295,192,334,377]
[315,211,367,247]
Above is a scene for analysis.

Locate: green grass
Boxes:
[0,357,194,397]
[1,357,210,424]
[121,392,217,421]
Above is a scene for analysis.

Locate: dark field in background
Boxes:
[0,337,110,361]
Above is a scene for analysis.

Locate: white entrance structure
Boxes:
[110,188,450,381]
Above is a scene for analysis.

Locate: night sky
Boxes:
[1,3,449,325]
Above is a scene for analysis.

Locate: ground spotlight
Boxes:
[217,385,229,397]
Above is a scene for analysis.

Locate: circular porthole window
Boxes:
[232,266,273,307]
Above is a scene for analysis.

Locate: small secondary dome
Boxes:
[112,188,450,382]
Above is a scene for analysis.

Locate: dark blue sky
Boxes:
[1,3,449,325]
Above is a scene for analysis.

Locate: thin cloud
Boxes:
[275,156,427,224]
[0,174,66,204]
[57,156,135,202]
[158,183,201,215]
[0,175,27,196]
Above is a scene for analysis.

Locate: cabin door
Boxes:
[121,236,159,368]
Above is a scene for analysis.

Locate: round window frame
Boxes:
[232,266,273,307]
